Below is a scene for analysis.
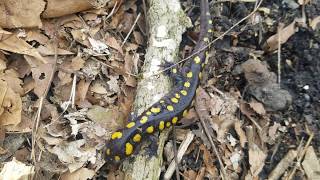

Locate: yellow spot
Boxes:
[160,100,165,104]
[106,148,111,155]
[194,56,201,64]
[146,111,152,115]
[111,131,122,140]
[199,72,202,79]
[167,105,174,111]
[151,107,161,114]
[175,93,180,99]
[183,109,188,117]
[166,122,171,127]
[184,82,191,88]
[133,134,141,142]
[172,68,177,73]
[202,63,205,68]
[203,37,209,42]
[181,90,187,96]
[208,29,213,33]
[115,156,120,161]
[146,126,154,133]
[187,71,193,78]
[125,143,133,156]
[172,117,178,124]
[126,122,135,128]
[159,121,165,130]
[171,97,179,103]
[206,51,209,57]
[140,116,148,124]
[209,20,213,24]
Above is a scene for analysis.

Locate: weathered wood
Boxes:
[122,0,191,179]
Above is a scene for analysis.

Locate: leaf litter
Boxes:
[0,0,319,179]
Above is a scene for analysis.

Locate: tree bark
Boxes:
[122,0,191,179]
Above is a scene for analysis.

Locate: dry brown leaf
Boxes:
[0,31,46,64]
[37,45,74,56]
[0,56,6,71]
[75,79,91,107]
[298,0,311,5]
[133,31,145,45]
[249,100,266,115]
[310,16,320,30]
[0,0,45,28]
[0,69,23,95]
[25,56,55,97]
[302,146,320,179]
[249,143,267,177]
[43,0,96,18]
[200,145,217,177]
[25,30,49,45]
[105,36,124,55]
[6,113,33,133]
[0,158,34,180]
[268,122,280,142]
[234,121,247,148]
[47,139,97,172]
[264,20,297,51]
[61,168,95,180]
[0,80,22,127]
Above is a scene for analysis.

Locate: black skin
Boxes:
[105,0,212,164]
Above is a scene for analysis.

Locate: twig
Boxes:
[164,131,195,180]
[199,113,228,180]
[172,126,181,180]
[277,23,284,84]
[106,1,118,20]
[121,13,141,47]
[146,0,264,78]
[286,133,314,180]
[31,43,58,163]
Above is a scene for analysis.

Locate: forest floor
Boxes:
[0,0,319,179]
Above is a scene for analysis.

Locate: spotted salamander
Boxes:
[105,0,212,164]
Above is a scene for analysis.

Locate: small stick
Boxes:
[121,13,141,47]
[286,133,314,180]
[164,131,195,180]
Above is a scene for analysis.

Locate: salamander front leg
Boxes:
[161,60,184,84]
